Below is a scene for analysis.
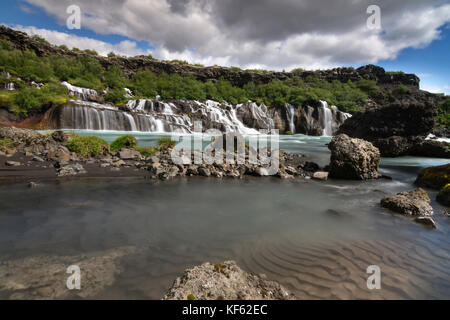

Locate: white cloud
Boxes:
[20,0,450,71]
[10,25,149,57]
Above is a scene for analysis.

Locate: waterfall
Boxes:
[52,99,270,134]
[285,104,296,133]
[61,81,100,100]
[5,82,15,91]
[319,100,333,136]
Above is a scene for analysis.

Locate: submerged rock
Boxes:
[328,134,380,180]
[381,188,433,217]
[0,247,135,299]
[163,261,295,300]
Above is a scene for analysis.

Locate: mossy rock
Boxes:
[437,183,450,207]
[415,163,450,190]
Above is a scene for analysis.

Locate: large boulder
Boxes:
[380,188,433,217]
[328,134,380,180]
[415,163,450,190]
[437,184,450,207]
[163,261,295,300]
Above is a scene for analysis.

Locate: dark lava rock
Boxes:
[381,188,433,217]
[328,134,380,180]
[415,163,450,190]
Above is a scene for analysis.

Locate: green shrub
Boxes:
[11,82,68,116]
[134,146,158,157]
[84,49,98,56]
[0,39,13,50]
[157,137,176,150]
[110,134,138,151]
[187,294,195,300]
[0,138,13,148]
[58,45,68,50]
[66,135,109,157]
[104,88,126,104]
[392,84,411,96]
[31,35,50,45]
[107,52,116,58]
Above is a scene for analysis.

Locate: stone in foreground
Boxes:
[414,216,437,229]
[328,134,380,180]
[164,261,295,300]
[380,188,433,217]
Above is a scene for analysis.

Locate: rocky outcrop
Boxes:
[415,164,450,190]
[328,134,380,180]
[163,261,295,300]
[381,189,434,217]
[338,94,439,157]
[410,140,450,159]
[0,26,420,89]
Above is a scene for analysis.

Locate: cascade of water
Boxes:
[5,82,15,91]
[61,81,99,100]
[285,104,296,133]
[319,100,333,136]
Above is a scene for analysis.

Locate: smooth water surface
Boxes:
[1,132,449,299]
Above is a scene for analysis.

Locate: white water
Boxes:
[61,81,100,100]
[285,104,296,133]
[5,82,15,91]
[319,100,333,136]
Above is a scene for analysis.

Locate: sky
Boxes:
[0,0,449,94]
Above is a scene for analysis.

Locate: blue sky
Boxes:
[1,0,449,94]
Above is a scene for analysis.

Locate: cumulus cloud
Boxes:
[20,0,450,70]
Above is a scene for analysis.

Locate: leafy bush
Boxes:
[392,84,411,96]
[107,52,116,58]
[110,134,138,151]
[58,45,68,50]
[0,39,13,50]
[104,88,126,104]
[157,137,176,149]
[84,49,98,56]
[11,82,68,116]
[31,35,50,45]
[0,138,13,149]
[66,135,109,157]
[134,146,158,157]
[438,96,450,128]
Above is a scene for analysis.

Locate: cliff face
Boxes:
[338,91,441,156]
[0,26,419,88]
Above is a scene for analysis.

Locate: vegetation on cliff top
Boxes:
[0,37,431,118]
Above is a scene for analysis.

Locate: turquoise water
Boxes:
[1,131,449,299]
